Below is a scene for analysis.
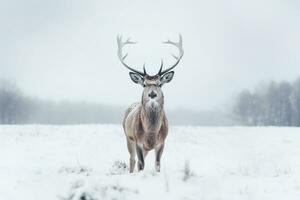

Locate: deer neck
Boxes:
[140,100,164,133]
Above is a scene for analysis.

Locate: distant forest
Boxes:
[0,80,230,126]
[0,80,123,124]
[3,77,300,126]
[3,78,300,126]
[233,78,300,126]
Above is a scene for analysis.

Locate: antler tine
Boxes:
[143,63,147,75]
[158,34,184,75]
[117,35,145,76]
[157,59,163,75]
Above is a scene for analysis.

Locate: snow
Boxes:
[1,125,300,200]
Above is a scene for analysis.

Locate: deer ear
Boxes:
[129,72,144,85]
[160,71,174,86]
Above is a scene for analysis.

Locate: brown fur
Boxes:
[123,98,169,172]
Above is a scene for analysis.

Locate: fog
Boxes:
[1,0,300,124]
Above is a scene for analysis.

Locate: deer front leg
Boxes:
[126,138,136,173]
[155,143,164,172]
[136,144,145,171]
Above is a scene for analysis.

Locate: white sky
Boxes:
[1,0,300,110]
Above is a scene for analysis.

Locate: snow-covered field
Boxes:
[1,125,300,200]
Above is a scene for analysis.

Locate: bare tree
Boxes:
[234,90,255,125]
[0,80,27,124]
[234,80,294,126]
[290,78,300,126]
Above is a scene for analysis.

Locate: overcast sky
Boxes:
[1,0,300,111]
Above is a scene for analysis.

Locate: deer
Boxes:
[117,35,184,173]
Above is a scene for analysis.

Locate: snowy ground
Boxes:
[1,125,300,200]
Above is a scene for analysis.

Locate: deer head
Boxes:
[117,35,184,112]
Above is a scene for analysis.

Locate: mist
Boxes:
[1,0,300,125]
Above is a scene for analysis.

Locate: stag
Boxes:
[117,35,184,172]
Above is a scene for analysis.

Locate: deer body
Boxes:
[123,101,168,172]
[117,35,183,172]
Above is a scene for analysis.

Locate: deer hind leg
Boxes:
[126,138,136,173]
[136,144,145,171]
[155,143,164,172]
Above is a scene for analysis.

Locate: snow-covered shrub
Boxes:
[109,160,129,175]
[182,161,196,181]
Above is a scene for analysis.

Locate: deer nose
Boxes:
[148,91,157,99]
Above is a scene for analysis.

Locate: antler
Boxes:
[117,35,146,76]
[157,34,184,75]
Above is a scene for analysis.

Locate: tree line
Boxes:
[0,80,123,124]
[233,78,300,126]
